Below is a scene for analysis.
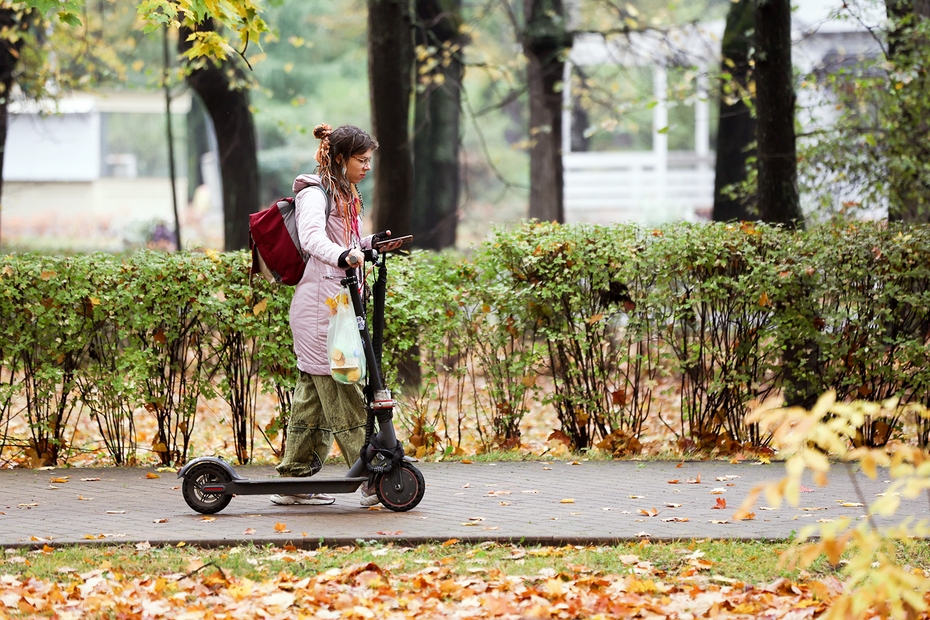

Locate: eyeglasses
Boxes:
[352,156,372,168]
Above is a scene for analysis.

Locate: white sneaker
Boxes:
[270,493,335,506]
[360,483,381,507]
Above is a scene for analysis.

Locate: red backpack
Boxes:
[249,187,332,285]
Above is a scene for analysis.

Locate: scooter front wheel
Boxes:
[182,461,233,514]
[375,462,425,512]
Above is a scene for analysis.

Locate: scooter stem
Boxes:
[342,264,399,479]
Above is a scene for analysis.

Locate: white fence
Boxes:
[563,150,715,225]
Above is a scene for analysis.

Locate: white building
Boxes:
[562,0,885,225]
[3,90,222,250]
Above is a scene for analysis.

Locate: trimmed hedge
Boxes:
[2,221,930,466]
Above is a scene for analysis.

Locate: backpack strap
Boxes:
[296,185,333,219]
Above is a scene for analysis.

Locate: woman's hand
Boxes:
[373,230,406,253]
[346,248,364,267]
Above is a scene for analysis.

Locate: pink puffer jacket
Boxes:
[289,174,372,375]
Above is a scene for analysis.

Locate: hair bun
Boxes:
[313,123,333,140]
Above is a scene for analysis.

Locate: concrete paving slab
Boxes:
[0,460,924,548]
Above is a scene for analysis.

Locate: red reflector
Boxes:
[202,486,225,493]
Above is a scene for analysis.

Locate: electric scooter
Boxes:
[177,236,424,514]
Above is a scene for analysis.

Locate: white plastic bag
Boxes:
[326,289,367,385]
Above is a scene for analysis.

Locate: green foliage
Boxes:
[5,222,930,465]
[652,222,792,449]
[381,250,470,454]
[797,1,930,221]
[4,254,100,465]
[136,0,270,60]
[493,221,644,451]
[462,242,543,448]
[795,224,930,444]
[19,0,82,26]
[121,251,219,465]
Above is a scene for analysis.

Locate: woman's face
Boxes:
[344,149,373,185]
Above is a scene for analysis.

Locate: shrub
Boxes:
[651,222,792,450]
[492,221,646,451]
[382,250,470,455]
[3,222,930,466]
[801,224,930,446]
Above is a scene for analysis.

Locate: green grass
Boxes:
[8,538,920,585]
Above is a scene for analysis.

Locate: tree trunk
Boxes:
[368,0,415,237]
[712,0,756,222]
[523,0,571,223]
[753,0,803,228]
[179,21,260,251]
[885,0,930,222]
[0,7,29,245]
[411,0,463,250]
[570,67,591,152]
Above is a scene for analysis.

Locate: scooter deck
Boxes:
[202,476,368,497]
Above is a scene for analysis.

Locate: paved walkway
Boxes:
[0,460,924,549]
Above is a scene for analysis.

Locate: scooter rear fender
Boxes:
[177,456,242,481]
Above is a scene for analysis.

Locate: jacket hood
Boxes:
[293,173,323,194]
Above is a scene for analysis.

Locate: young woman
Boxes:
[272,123,402,507]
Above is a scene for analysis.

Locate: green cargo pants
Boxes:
[276,372,367,478]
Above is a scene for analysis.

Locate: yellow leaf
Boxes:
[860,451,878,479]
[145,472,160,479]
[40,270,57,280]
[49,477,69,484]
[253,298,268,315]
[758,292,769,307]
[586,313,604,324]
[274,522,288,532]
[228,583,253,600]
[823,538,845,565]
[560,498,575,504]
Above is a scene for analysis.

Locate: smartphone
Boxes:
[373,234,414,250]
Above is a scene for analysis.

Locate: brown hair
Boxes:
[313,123,379,201]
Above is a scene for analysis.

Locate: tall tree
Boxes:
[411,0,463,249]
[884,0,930,222]
[522,0,571,223]
[0,6,34,243]
[368,0,415,237]
[179,19,260,251]
[712,0,756,222]
[753,0,803,228]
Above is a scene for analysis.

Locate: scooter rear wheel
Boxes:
[375,462,425,512]
[182,461,232,514]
